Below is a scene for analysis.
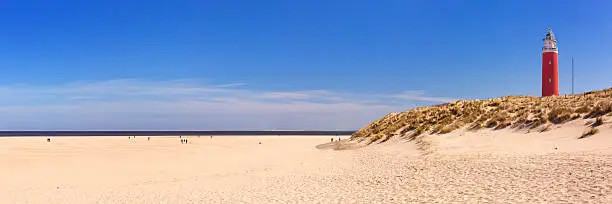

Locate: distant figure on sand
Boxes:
[47,138,51,142]
[148,137,150,141]
[331,138,334,142]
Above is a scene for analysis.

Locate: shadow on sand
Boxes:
[315,140,365,150]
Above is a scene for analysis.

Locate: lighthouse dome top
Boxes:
[545,28,556,41]
[543,28,558,53]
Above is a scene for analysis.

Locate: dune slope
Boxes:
[351,88,612,144]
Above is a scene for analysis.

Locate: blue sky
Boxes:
[0,0,610,130]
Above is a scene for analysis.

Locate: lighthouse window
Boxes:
[549,60,551,64]
[549,78,552,83]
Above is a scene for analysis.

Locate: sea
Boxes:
[0,131,355,137]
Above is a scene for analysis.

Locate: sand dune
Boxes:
[352,88,612,144]
[1,131,611,203]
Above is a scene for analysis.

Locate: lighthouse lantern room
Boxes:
[542,28,559,97]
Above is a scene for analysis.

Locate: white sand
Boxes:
[1,122,611,203]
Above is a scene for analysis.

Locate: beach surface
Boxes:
[1,128,611,203]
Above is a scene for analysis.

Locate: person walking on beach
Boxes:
[148,137,150,141]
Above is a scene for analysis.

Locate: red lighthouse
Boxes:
[542,28,559,97]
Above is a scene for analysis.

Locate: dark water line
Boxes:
[0,131,355,137]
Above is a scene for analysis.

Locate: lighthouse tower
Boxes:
[542,28,559,97]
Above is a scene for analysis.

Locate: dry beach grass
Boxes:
[352,88,612,143]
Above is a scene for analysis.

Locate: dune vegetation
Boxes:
[352,88,612,144]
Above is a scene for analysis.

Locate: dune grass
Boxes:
[579,128,599,139]
[351,88,612,142]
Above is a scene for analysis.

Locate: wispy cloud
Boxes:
[213,83,248,88]
[258,90,332,100]
[391,90,457,103]
[0,79,454,130]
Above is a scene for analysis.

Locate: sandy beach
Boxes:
[1,128,611,203]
